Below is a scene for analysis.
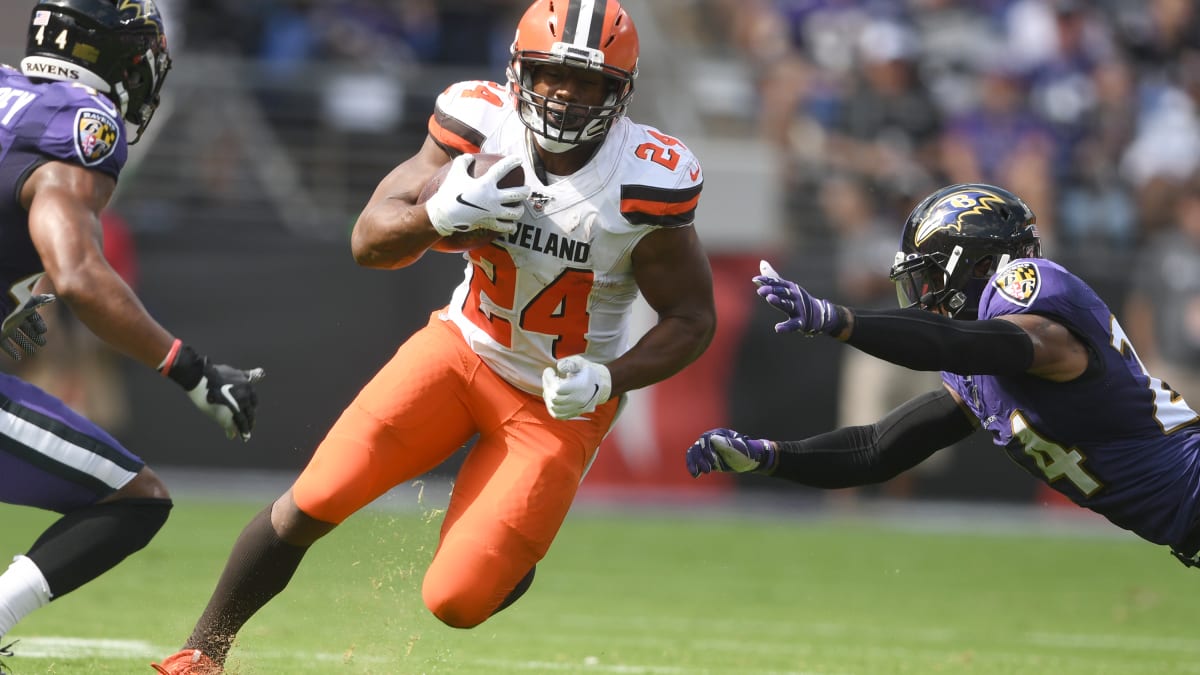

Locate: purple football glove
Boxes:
[753,260,843,336]
[686,428,777,477]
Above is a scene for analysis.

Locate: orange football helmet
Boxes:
[507,0,639,151]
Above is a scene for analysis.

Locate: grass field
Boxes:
[3,491,1198,674]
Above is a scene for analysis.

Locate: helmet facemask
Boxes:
[891,246,1021,319]
[507,0,640,153]
[117,30,171,142]
[508,44,636,152]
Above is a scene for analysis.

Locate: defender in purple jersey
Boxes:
[685,182,1200,569]
[0,0,265,653]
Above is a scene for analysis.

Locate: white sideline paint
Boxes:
[6,636,158,658]
[0,637,783,674]
[14,626,1200,673]
[5,637,387,664]
[465,659,832,675]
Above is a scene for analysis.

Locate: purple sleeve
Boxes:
[977,258,1100,321]
[24,85,127,179]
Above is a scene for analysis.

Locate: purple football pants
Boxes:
[0,372,142,513]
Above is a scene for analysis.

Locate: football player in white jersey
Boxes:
[153,1,715,671]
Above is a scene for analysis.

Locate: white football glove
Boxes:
[162,344,265,441]
[541,355,612,420]
[425,154,531,237]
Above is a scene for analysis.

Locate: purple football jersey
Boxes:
[0,65,127,319]
[0,65,141,511]
[943,258,1200,547]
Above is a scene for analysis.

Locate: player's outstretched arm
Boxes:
[24,161,265,440]
[686,388,977,486]
[686,428,777,476]
[754,259,1039,376]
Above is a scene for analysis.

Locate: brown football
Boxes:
[419,153,525,252]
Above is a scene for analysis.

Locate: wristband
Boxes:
[161,343,205,390]
[827,303,850,338]
[157,338,182,376]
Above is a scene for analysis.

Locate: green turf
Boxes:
[3,498,1198,674]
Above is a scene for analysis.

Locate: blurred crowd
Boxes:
[170,0,1200,280]
[715,0,1200,256]
[168,0,519,73]
[163,0,1200,248]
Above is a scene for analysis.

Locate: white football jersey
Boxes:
[427,80,704,395]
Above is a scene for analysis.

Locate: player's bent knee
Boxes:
[423,564,537,628]
[423,593,486,629]
[493,565,536,615]
[421,563,535,628]
[111,467,171,501]
[101,497,174,553]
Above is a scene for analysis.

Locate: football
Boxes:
[419,153,525,252]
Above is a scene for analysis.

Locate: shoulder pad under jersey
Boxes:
[427,80,513,157]
[30,79,125,177]
[616,122,703,228]
[979,258,1101,319]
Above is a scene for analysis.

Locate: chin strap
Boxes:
[530,127,585,154]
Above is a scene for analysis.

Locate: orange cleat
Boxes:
[151,649,223,674]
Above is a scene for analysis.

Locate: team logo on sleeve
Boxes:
[74,108,121,166]
[993,261,1040,307]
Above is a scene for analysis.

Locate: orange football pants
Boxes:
[292,311,620,627]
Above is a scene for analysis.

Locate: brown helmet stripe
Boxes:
[561,0,607,50]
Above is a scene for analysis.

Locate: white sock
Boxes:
[0,555,52,638]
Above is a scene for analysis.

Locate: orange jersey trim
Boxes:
[619,183,702,226]
[619,193,701,216]
[428,111,483,156]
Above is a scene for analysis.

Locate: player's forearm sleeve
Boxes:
[771,388,975,487]
[843,307,1034,375]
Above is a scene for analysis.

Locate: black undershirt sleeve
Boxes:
[771,388,977,487]
[842,307,1035,376]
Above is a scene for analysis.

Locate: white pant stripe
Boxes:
[0,407,135,489]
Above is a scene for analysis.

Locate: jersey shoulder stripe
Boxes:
[619,182,703,227]
[611,122,704,228]
[428,107,484,156]
[426,80,511,157]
